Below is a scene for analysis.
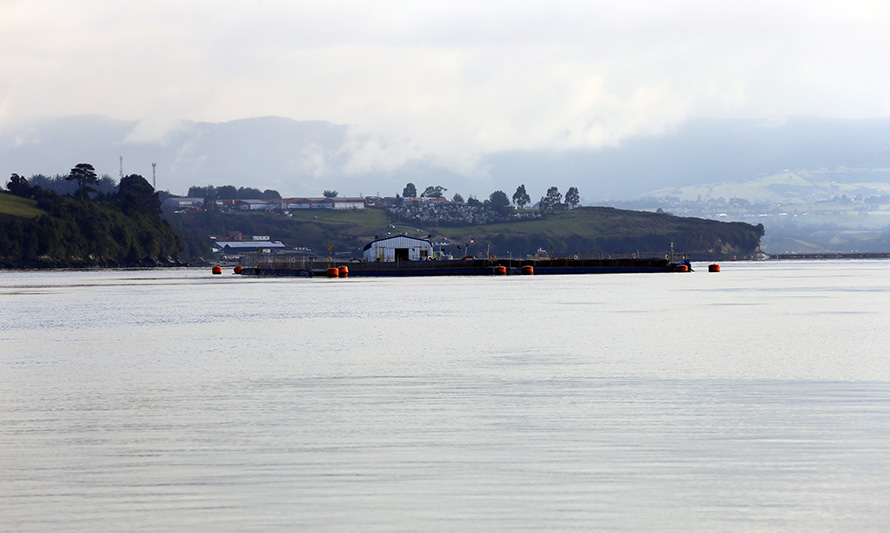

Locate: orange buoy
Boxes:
[675,264,689,272]
[326,267,340,278]
[212,266,222,275]
[233,265,243,274]
[708,263,721,273]
[338,266,349,278]
[522,265,534,275]
[494,265,507,275]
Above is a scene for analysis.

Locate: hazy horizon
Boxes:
[3,114,890,204]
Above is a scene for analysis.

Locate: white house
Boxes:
[235,199,278,211]
[162,197,204,209]
[214,241,287,254]
[282,197,366,210]
[283,198,313,209]
[362,235,433,262]
[332,198,366,210]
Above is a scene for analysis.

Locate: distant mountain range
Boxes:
[3,115,889,202]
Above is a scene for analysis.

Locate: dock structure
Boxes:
[772,252,890,260]
[241,255,680,277]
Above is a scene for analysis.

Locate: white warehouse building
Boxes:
[362,235,433,262]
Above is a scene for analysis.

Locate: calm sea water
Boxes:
[2,261,889,531]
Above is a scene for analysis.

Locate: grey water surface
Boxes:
[2,261,889,531]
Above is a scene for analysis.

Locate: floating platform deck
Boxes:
[242,257,685,277]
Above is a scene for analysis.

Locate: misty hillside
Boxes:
[3,115,890,200]
[484,117,890,200]
[648,168,890,204]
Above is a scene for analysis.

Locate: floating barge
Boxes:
[241,256,689,277]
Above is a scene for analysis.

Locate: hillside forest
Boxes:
[1,168,188,266]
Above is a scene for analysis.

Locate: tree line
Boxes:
[401,182,582,213]
[186,185,282,201]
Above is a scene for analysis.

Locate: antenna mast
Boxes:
[119,156,123,179]
[151,162,157,190]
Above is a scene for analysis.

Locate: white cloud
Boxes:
[295,142,335,178]
[2,0,890,174]
[123,118,186,145]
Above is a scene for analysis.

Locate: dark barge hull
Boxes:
[245,257,684,277]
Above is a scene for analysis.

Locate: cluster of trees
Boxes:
[402,183,448,199]
[2,166,189,265]
[187,185,282,201]
[8,169,118,198]
[537,186,580,212]
[6,164,107,200]
[401,182,581,213]
[6,174,31,197]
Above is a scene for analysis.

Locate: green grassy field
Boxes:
[0,192,45,218]
[434,207,715,240]
[286,207,393,238]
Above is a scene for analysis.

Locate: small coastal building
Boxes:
[214,240,287,254]
[281,197,366,210]
[235,199,278,211]
[362,235,433,262]
[309,199,335,209]
[162,197,204,210]
[332,197,366,210]
[283,198,313,209]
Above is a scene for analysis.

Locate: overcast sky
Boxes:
[2,0,889,176]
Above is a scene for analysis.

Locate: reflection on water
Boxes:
[2,262,890,531]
